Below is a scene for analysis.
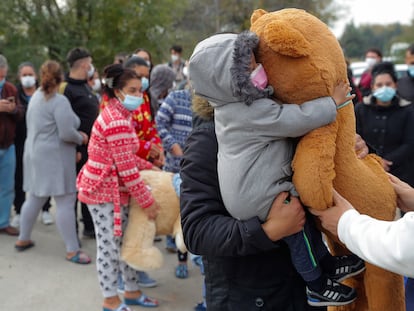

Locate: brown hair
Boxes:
[40,60,63,97]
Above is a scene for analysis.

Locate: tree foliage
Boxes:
[340,21,414,62]
[0,0,343,79]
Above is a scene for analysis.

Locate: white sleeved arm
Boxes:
[338,209,414,277]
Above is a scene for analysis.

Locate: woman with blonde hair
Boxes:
[15,60,91,264]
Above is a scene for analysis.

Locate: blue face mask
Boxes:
[373,86,396,102]
[141,77,149,92]
[120,92,144,111]
[408,65,414,78]
[0,78,5,88]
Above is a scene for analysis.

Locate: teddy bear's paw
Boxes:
[175,233,187,253]
[121,246,164,271]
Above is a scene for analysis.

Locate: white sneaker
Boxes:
[10,214,20,228]
[41,211,54,225]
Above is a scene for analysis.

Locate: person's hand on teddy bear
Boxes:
[332,81,355,107]
[143,201,160,220]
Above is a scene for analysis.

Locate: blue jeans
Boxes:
[283,212,329,282]
[172,173,182,197]
[0,145,16,228]
[406,277,414,311]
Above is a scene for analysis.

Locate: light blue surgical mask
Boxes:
[373,86,396,102]
[0,78,5,88]
[408,65,414,78]
[141,77,149,92]
[120,91,144,111]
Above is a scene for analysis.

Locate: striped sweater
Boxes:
[77,97,154,236]
[155,89,193,172]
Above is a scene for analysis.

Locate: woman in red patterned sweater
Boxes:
[100,56,164,169]
[77,64,160,311]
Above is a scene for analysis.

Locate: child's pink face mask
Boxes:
[250,63,268,90]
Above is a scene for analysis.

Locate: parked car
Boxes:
[350,62,407,85]
[350,62,368,86]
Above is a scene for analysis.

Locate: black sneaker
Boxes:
[328,254,365,282]
[307,278,357,307]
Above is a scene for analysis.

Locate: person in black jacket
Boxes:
[181,96,326,311]
[355,61,414,187]
[65,47,99,238]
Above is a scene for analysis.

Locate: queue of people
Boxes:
[1,38,414,311]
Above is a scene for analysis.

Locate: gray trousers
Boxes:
[19,192,79,252]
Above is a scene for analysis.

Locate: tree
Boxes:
[0,0,182,76]
[340,22,408,61]
[0,0,344,79]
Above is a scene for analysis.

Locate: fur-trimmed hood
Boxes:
[362,94,412,108]
[189,31,270,109]
[191,95,214,121]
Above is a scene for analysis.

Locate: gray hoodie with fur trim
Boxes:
[189,32,337,221]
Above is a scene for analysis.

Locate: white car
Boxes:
[350,62,407,85]
[350,62,368,86]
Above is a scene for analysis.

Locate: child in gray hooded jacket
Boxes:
[189,31,364,307]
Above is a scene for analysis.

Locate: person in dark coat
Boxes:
[355,61,414,187]
[65,47,99,238]
[180,95,326,311]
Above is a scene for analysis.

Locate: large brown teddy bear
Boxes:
[120,170,186,271]
[250,8,404,311]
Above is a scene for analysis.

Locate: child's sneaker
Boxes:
[137,271,158,288]
[175,264,189,279]
[329,254,365,282]
[306,278,357,307]
[194,302,207,311]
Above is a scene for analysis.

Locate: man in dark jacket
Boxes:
[0,54,24,236]
[180,96,326,311]
[65,47,99,238]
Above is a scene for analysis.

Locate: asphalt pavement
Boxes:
[0,210,203,311]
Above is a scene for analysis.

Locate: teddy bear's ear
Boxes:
[263,20,311,58]
[251,9,268,25]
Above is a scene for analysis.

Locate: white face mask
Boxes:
[171,54,179,63]
[21,76,36,88]
[365,57,377,67]
[92,78,101,92]
[183,66,189,78]
[87,64,95,79]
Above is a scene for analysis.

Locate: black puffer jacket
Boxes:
[180,97,325,311]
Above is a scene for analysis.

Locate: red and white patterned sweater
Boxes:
[77,97,154,236]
